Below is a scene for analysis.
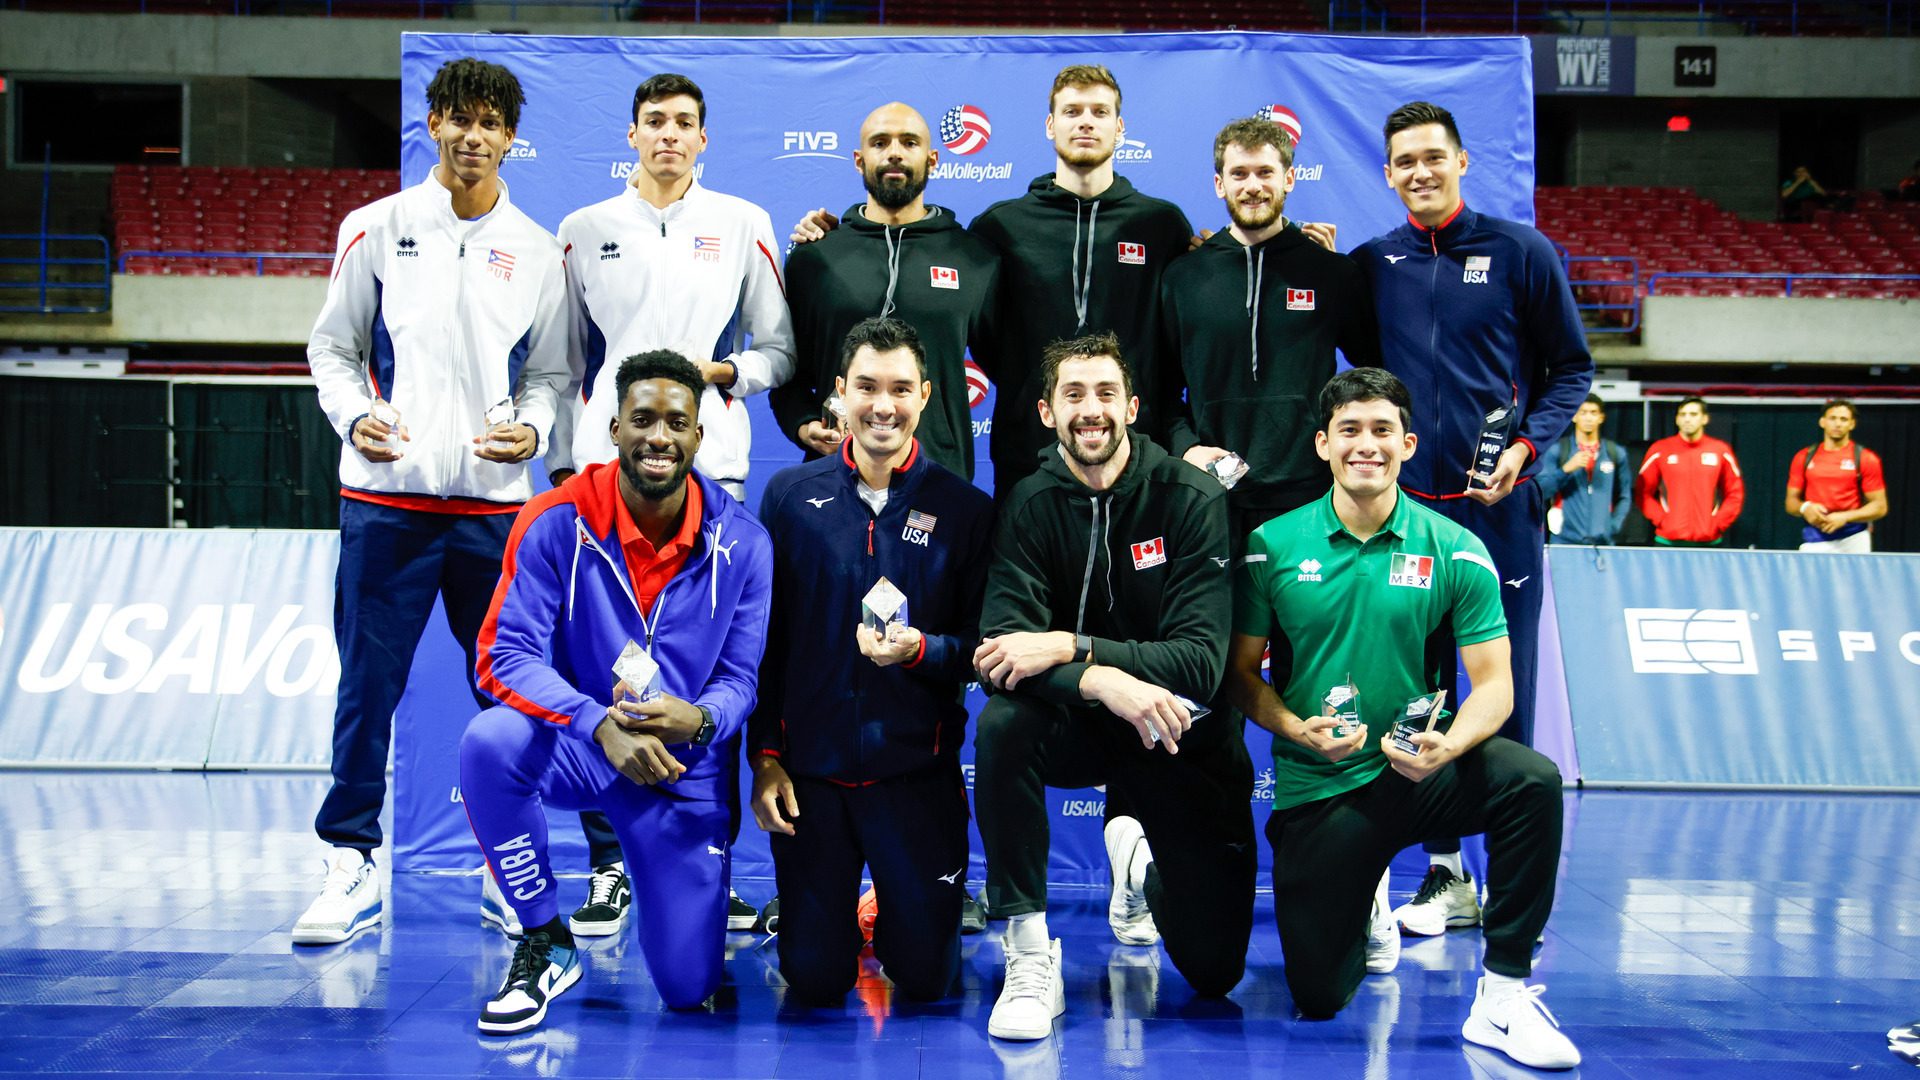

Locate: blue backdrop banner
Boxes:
[386,29,1540,881]
[1550,546,1920,790]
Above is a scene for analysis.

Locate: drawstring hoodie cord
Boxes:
[1244,243,1266,381]
[880,225,902,319]
[1071,494,1117,634]
[1070,200,1100,332]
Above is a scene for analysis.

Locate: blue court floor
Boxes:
[0,771,1913,1078]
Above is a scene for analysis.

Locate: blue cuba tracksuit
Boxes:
[751,441,995,1002]
[1352,204,1593,747]
[458,464,772,1009]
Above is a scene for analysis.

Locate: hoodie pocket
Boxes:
[1199,394,1318,494]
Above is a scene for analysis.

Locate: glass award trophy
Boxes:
[484,396,516,430]
[369,398,402,450]
[862,577,910,642]
[1148,695,1211,742]
[1389,689,1448,755]
[1324,676,1361,738]
[1204,451,1249,490]
[612,640,663,704]
[822,392,850,435]
[1468,398,1516,490]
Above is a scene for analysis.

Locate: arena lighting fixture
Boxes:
[1667,115,1692,132]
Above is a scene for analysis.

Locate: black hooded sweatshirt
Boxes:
[971,174,1193,495]
[981,432,1231,708]
[773,204,1002,479]
[1160,223,1381,514]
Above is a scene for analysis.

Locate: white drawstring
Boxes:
[1070,200,1100,332]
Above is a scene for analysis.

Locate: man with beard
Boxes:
[1162,116,1380,545]
[751,317,995,1003]
[971,333,1255,1041]
[773,103,1001,480]
[458,350,773,1033]
[1351,103,1590,936]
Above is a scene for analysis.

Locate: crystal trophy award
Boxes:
[484,397,516,430]
[822,392,850,435]
[1388,689,1448,755]
[611,640,664,704]
[1204,451,1250,490]
[862,577,910,642]
[1468,399,1516,491]
[369,398,402,450]
[1148,695,1211,742]
[1324,677,1361,738]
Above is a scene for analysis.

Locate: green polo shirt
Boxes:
[1235,488,1507,810]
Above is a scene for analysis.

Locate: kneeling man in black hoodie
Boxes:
[972,332,1256,1041]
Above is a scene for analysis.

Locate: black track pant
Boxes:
[976,691,1256,997]
[1266,736,1563,1019]
[770,762,969,1003]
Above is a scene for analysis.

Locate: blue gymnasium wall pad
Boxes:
[392,30,1539,879]
[1550,545,1920,790]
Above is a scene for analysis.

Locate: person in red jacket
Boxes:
[1638,397,1745,546]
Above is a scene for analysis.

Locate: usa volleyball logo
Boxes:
[964,360,990,408]
[940,104,992,155]
[1258,104,1304,147]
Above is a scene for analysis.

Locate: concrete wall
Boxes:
[1637,296,1920,365]
[1564,100,1780,217]
[0,275,327,347]
[1635,37,1920,98]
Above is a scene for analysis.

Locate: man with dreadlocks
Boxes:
[297,56,571,946]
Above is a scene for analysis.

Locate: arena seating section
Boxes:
[1536,185,1920,325]
[112,165,399,276]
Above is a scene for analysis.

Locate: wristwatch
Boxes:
[1073,633,1093,664]
[691,705,717,747]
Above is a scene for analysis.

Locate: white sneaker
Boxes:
[1891,1020,1920,1064]
[480,864,525,939]
[988,936,1065,1041]
[1461,977,1581,1070]
[1103,816,1159,946]
[292,848,383,946]
[1394,865,1482,936]
[1366,868,1401,974]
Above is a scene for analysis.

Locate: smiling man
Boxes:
[971,333,1254,1041]
[750,317,996,1004]
[456,350,772,1034]
[1352,103,1591,931]
[773,103,1001,480]
[298,56,569,947]
[1161,116,1380,543]
[1227,368,1576,1070]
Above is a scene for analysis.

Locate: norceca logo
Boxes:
[1622,607,1920,674]
[507,138,537,160]
[15,602,340,697]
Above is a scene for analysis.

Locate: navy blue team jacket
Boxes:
[750,440,995,784]
[1351,204,1593,498]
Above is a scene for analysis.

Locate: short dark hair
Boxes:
[1214,116,1295,174]
[1382,101,1461,158]
[1050,64,1122,113]
[839,316,928,380]
[1822,397,1856,420]
[1581,393,1605,411]
[1318,368,1412,431]
[633,73,706,127]
[1678,395,1709,413]
[615,350,705,415]
[426,58,525,132]
[1040,331,1130,401]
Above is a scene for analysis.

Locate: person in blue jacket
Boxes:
[1536,395,1630,544]
[457,349,773,1034]
[749,316,996,1003]
[1351,101,1592,937]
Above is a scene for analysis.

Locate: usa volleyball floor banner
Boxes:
[1550,545,1920,790]
[390,29,1538,879]
[0,528,339,769]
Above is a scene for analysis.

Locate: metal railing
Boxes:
[116,250,333,275]
[1332,0,1914,36]
[1646,271,1920,296]
[1565,254,1641,334]
[0,234,112,314]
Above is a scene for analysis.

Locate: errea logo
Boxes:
[1623,608,1758,675]
[1296,558,1323,582]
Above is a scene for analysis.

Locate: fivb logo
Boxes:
[1623,608,1759,676]
[16,602,339,697]
[777,130,840,160]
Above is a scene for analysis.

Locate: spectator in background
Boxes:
[1536,394,1630,545]
[1638,397,1745,547]
[1785,398,1887,553]
[1780,165,1839,220]
[1896,159,1920,202]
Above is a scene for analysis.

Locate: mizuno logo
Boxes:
[1211,557,1231,568]
[1385,254,1408,264]
[805,497,834,508]
[1505,576,1530,588]
[938,868,963,885]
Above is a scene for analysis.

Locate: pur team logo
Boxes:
[939,104,992,155]
[964,360,990,409]
[1623,608,1759,675]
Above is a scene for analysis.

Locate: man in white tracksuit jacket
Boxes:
[295,57,572,947]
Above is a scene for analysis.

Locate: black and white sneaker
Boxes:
[478,931,582,1036]
[1891,1019,1920,1065]
[960,892,989,935]
[1394,865,1481,936]
[752,896,781,935]
[568,864,630,938]
[728,889,759,932]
